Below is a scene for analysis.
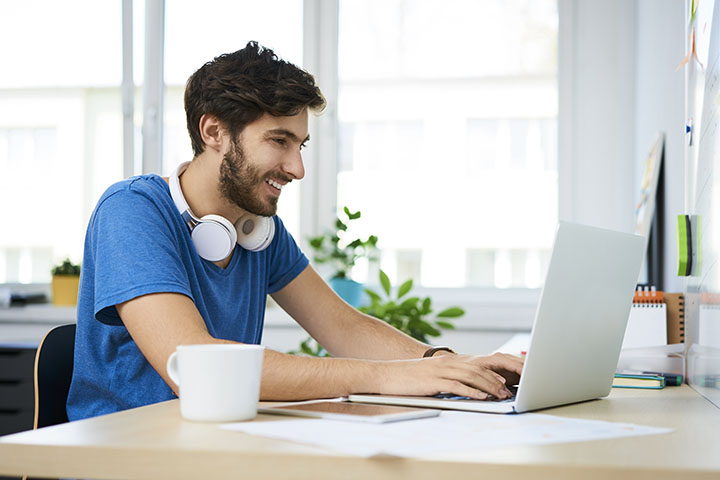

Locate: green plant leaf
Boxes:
[397,279,413,299]
[417,322,442,337]
[335,219,347,231]
[300,339,314,355]
[364,288,382,303]
[421,297,432,314]
[435,321,456,330]
[51,258,81,276]
[436,307,465,318]
[399,296,420,310]
[309,237,324,249]
[388,318,404,329]
[379,270,391,296]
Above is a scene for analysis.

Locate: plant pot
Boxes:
[329,278,365,307]
[52,275,80,306]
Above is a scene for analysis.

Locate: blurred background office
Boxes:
[0,0,683,346]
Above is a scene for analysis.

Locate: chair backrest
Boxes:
[34,323,76,429]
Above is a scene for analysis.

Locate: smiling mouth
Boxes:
[265,178,286,191]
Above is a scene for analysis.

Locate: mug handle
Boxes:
[166,351,180,386]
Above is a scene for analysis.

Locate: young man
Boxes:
[67,42,523,421]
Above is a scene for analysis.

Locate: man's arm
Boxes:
[270,265,430,360]
[268,265,524,399]
[117,280,522,401]
[116,292,389,399]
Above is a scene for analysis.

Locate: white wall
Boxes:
[558,0,636,232]
[633,0,685,293]
[559,0,684,291]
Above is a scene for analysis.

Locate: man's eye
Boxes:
[300,142,307,150]
[273,138,287,146]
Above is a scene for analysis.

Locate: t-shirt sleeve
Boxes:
[89,187,192,325]
[266,216,309,294]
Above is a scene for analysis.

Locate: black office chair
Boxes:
[33,323,76,429]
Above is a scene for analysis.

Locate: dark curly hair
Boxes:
[185,41,326,156]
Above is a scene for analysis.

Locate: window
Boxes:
[0,0,124,283]
[2,0,557,295]
[336,0,558,288]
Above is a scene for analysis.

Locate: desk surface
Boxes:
[0,385,719,480]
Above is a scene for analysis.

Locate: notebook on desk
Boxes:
[349,222,645,414]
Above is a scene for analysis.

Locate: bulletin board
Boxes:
[684,0,720,408]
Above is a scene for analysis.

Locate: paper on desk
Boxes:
[222,411,671,458]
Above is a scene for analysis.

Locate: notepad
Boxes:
[622,287,668,349]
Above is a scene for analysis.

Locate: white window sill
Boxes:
[0,283,540,332]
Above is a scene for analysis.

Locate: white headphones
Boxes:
[169,161,275,261]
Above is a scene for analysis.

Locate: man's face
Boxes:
[218,111,309,217]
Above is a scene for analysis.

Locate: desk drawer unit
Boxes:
[0,347,36,435]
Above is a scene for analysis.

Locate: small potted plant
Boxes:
[307,206,379,307]
[51,258,81,306]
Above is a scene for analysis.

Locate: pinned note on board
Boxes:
[677,214,702,277]
[677,215,693,276]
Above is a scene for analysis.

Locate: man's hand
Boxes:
[371,353,525,400]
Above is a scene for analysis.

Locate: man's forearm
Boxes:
[320,309,431,360]
[271,266,436,362]
[259,349,382,401]
[259,347,523,402]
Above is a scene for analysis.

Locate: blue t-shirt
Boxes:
[66,174,308,421]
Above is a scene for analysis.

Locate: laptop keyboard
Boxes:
[434,385,518,403]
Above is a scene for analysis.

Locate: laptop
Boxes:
[348,222,645,413]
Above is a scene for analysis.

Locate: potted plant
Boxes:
[292,207,378,357]
[51,258,81,306]
[359,270,465,343]
[290,269,464,357]
[307,206,379,307]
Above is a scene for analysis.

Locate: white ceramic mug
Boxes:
[166,344,265,422]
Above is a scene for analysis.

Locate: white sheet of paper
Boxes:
[222,410,671,458]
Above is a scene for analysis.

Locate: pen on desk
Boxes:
[642,372,683,386]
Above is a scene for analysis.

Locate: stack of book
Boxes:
[612,372,684,389]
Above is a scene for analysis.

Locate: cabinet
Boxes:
[0,346,36,435]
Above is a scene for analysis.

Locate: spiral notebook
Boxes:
[621,288,685,349]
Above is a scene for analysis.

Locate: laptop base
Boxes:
[348,394,517,414]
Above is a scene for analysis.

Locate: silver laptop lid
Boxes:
[514,222,644,412]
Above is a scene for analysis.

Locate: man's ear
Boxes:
[198,114,226,153]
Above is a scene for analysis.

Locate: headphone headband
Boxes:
[169,161,199,227]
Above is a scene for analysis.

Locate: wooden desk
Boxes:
[0,385,718,480]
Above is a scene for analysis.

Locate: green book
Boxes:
[612,373,665,389]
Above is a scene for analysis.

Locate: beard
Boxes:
[218,136,278,217]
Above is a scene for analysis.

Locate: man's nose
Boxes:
[283,149,305,180]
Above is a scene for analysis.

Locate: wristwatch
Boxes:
[422,346,456,358]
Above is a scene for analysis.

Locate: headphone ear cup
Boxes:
[191,214,237,262]
[235,215,275,252]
